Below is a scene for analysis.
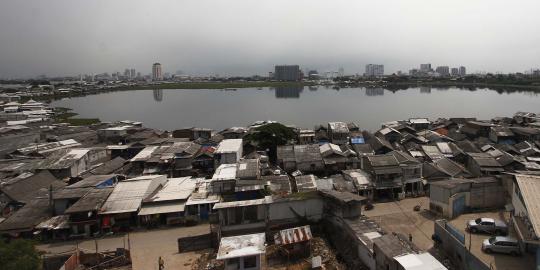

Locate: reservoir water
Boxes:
[51,86,540,131]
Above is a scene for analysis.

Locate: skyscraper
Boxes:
[459,66,466,76]
[365,64,384,77]
[451,68,459,76]
[420,64,432,72]
[152,63,163,81]
[435,66,450,76]
[274,65,301,81]
[130,69,136,79]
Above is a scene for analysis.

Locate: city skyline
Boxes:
[1,0,540,78]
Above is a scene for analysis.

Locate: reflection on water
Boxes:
[420,86,431,94]
[52,86,540,131]
[366,87,384,96]
[275,86,304,98]
[153,89,163,102]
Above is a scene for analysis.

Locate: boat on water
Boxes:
[223,88,237,91]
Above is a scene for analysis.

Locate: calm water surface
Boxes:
[51,86,540,131]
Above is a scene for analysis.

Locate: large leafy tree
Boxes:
[0,238,42,270]
[245,123,296,162]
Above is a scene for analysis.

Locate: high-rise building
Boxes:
[152,63,163,81]
[451,68,459,76]
[459,66,466,76]
[130,69,136,79]
[274,65,302,81]
[124,69,130,78]
[435,66,450,76]
[365,64,384,77]
[420,64,432,72]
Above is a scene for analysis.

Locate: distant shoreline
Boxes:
[114,81,540,92]
[112,81,312,90]
[31,80,540,104]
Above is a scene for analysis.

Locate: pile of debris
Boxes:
[310,237,347,270]
[190,250,223,270]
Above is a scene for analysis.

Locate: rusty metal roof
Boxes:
[274,225,313,245]
[515,174,540,238]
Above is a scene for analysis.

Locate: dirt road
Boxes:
[37,224,211,270]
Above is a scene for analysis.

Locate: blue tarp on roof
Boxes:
[351,137,365,144]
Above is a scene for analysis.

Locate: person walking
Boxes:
[158,256,165,270]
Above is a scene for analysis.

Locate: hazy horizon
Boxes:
[1,0,539,78]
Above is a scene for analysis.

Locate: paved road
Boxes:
[450,212,535,270]
[364,197,435,250]
[37,224,211,270]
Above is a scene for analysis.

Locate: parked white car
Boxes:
[467,217,508,235]
[482,236,521,256]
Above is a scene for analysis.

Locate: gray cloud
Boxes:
[1,0,539,78]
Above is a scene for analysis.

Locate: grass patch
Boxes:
[54,107,73,113]
[53,107,100,126]
[60,118,100,126]
[55,112,78,119]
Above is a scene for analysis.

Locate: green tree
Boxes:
[0,238,42,270]
[245,123,296,162]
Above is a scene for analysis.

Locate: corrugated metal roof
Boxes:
[130,146,159,162]
[295,174,318,192]
[39,148,90,170]
[35,215,70,230]
[212,164,237,180]
[186,193,221,205]
[294,144,323,163]
[217,233,266,260]
[315,178,334,191]
[215,139,242,154]
[343,169,372,187]
[100,175,165,215]
[409,118,430,124]
[422,145,444,160]
[274,225,312,245]
[145,177,196,202]
[213,196,272,210]
[235,184,265,192]
[394,253,447,270]
[328,122,349,133]
[277,145,295,162]
[264,174,291,194]
[15,139,81,156]
[367,154,399,167]
[138,201,186,215]
[65,188,113,214]
[236,159,260,179]
[515,174,540,238]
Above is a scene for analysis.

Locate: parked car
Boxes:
[482,236,521,256]
[467,217,508,235]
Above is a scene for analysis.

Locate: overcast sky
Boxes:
[1,0,539,78]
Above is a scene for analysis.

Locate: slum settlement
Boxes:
[2,111,540,270]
